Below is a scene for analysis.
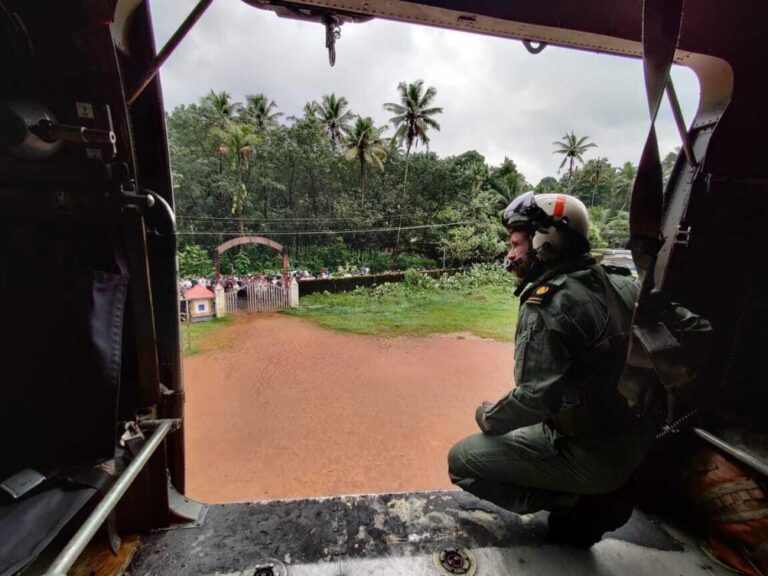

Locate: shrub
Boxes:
[367,263,514,299]
[394,252,437,270]
[437,263,516,291]
[363,250,393,273]
[588,223,609,249]
[403,268,437,290]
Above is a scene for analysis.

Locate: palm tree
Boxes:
[212,122,261,234]
[303,100,319,119]
[385,80,442,253]
[614,161,637,211]
[344,116,387,205]
[383,79,443,184]
[205,90,236,119]
[243,93,283,132]
[314,93,353,150]
[585,157,615,207]
[203,91,237,173]
[552,132,597,188]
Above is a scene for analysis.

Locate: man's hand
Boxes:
[475,401,495,433]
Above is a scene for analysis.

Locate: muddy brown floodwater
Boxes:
[183,313,515,503]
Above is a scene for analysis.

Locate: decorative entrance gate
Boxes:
[214,236,290,286]
[213,235,294,315]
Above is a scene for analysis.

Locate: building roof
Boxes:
[184,284,215,300]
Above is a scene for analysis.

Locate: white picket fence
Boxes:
[225,291,239,314]
[216,279,298,317]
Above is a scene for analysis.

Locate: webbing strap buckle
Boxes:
[674,225,692,247]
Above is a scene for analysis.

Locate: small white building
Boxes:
[183,284,216,322]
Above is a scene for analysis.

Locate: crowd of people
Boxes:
[180,273,287,294]
[179,265,375,295]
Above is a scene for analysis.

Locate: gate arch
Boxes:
[214,236,289,285]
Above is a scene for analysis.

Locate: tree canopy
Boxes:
[169,84,678,278]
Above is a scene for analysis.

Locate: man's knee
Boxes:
[447,438,472,483]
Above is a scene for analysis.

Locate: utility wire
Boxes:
[175,221,493,237]
[177,215,365,222]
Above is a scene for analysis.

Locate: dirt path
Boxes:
[184,314,515,503]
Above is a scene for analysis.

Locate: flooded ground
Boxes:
[183,313,515,502]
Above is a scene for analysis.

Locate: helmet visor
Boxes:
[502,191,537,230]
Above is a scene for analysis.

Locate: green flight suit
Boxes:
[448,256,656,514]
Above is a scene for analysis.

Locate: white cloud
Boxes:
[151,0,699,183]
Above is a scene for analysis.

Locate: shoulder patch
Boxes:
[548,275,568,287]
[525,282,559,306]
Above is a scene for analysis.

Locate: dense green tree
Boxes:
[178,244,215,278]
[589,206,629,248]
[535,176,562,194]
[570,158,614,208]
[489,157,530,211]
[168,90,644,276]
[552,132,598,187]
[442,226,481,264]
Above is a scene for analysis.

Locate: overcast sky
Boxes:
[150,0,699,185]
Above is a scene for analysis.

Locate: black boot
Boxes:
[547,488,634,549]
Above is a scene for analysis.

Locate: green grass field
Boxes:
[181,268,520,351]
[180,316,233,356]
[286,285,518,341]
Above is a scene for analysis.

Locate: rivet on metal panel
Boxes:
[75,102,95,119]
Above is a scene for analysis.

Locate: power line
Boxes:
[177,215,365,222]
[175,221,493,237]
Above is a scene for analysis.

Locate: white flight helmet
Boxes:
[502,192,591,259]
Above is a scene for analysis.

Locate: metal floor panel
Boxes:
[125,490,729,576]
[204,540,729,576]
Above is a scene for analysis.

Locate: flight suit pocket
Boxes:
[514,328,531,373]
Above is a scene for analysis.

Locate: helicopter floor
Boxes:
[125,489,729,576]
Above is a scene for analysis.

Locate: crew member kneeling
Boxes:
[448,192,655,547]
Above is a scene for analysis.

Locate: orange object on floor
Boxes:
[685,447,768,575]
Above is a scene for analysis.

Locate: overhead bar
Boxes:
[126,0,214,106]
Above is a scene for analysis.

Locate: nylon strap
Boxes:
[62,466,113,494]
[615,0,688,426]
[629,0,685,282]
